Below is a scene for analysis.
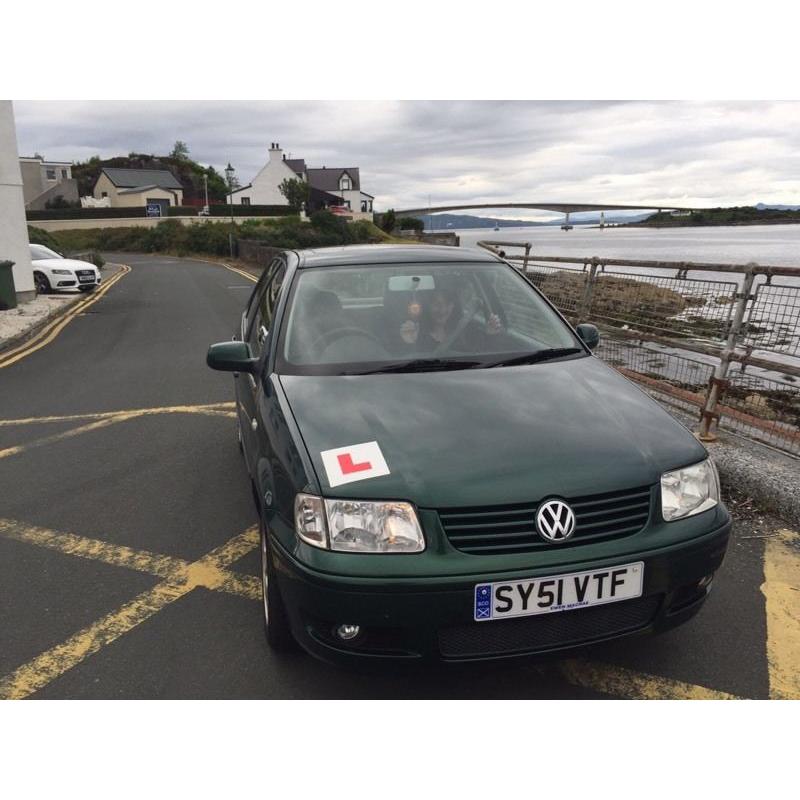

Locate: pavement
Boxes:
[0,252,798,699]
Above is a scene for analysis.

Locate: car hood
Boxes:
[33,258,97,272]
[279,355,708,508]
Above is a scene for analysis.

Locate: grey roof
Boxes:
[298,244,501,268]
[101,167,183,189]
[284,158,306,176]
[117,184,180,195]
[306,167,360,192]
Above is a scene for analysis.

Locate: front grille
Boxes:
[76,269,94,277]
[439,595,661,658]
[439,485,653,555]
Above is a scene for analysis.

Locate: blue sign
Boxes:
[474,584,492,620]
[146,203,162,218]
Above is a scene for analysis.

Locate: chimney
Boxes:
[269,142,282,161]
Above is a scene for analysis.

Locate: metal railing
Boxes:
[479,241,800,457]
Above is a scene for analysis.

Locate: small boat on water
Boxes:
[493,224,500,231]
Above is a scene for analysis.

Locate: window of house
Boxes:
[361,200,367,212]
[369,200,373,212]
[340,174,351,191]
[46,169,56,180]
[101,192,108,198]
[61,169,68,179]
[241,197,251,206]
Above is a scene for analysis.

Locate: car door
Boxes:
[237,259,287,470]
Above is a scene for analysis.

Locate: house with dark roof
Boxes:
[92,167,184,212]
[230,143,374,216]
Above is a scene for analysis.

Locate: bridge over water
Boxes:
[392,201,697,229]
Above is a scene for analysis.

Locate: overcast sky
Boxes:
[12,100,800,218]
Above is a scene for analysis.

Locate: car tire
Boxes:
[34,271,50,295]
[260,514,297,651]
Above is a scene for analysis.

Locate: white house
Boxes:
[230,143,374,216]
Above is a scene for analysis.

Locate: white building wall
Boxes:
[0,101,35,301]
[231,145,297,205]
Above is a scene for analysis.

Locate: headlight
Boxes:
[661,459,719,521]
[51,268,72,275]
[294,494,425,553]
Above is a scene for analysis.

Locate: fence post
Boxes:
[522,243,531,272]
[578,259,600,320]
[698,268,756,441]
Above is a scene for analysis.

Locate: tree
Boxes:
[279,178,310,213]
[380,209,397,233]
[170,140,190,160]
[398,216,424,233]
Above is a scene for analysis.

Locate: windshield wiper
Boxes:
[358,358,483,375]
[481,347,584,369]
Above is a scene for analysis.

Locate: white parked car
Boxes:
[29,244,101,294]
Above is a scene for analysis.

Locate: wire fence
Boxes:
[479,242,800,458]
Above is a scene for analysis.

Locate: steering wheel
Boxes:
[432,298,482,356]
[311,326,387,358]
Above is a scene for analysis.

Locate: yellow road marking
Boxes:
[0,401,235,427]
[220,262,258,283]
[0,265,131,369]
[0,403,237,460]
[0,526,259,700]
[559,659,742,700]
[761,528,800,699]
[0,518,260,600]
[0,416,124,460]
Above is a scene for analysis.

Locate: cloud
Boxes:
[12,100,800,214]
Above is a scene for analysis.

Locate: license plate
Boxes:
[474,562,644,621]
[78,276,95,283]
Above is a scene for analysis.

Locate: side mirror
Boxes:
[576,323,600,351]
[207,341,258,373]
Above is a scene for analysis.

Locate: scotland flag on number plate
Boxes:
[474,584,492,620]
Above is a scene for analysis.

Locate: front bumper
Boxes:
[54,273,100,291]
[271,517,731,665]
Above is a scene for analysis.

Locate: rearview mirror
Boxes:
[576,323,600,351]
[206,341,258,373]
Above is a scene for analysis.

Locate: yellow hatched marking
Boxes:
[761,528,800,699]
[0,518,260,600]
[0,526,260,700]
[0,403,237,460]
[0,265,131,369]
[0,401,235,427]
[559,659,742,700]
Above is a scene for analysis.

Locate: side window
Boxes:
[244,259,280,334]
[247,263,286,358]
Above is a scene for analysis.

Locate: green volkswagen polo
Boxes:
[207,244,730,664]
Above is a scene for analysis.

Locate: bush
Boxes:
[27,225,62,250]
[27,207,149,221]
[40,213,391,260]
[207,204,293,217]
[398,216,424,232]
[379,209,396,233]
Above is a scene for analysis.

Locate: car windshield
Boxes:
[277,261,584,375]
[30,244,62,260]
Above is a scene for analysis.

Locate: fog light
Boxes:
[336,624,361,641]
[698,573,714,589]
